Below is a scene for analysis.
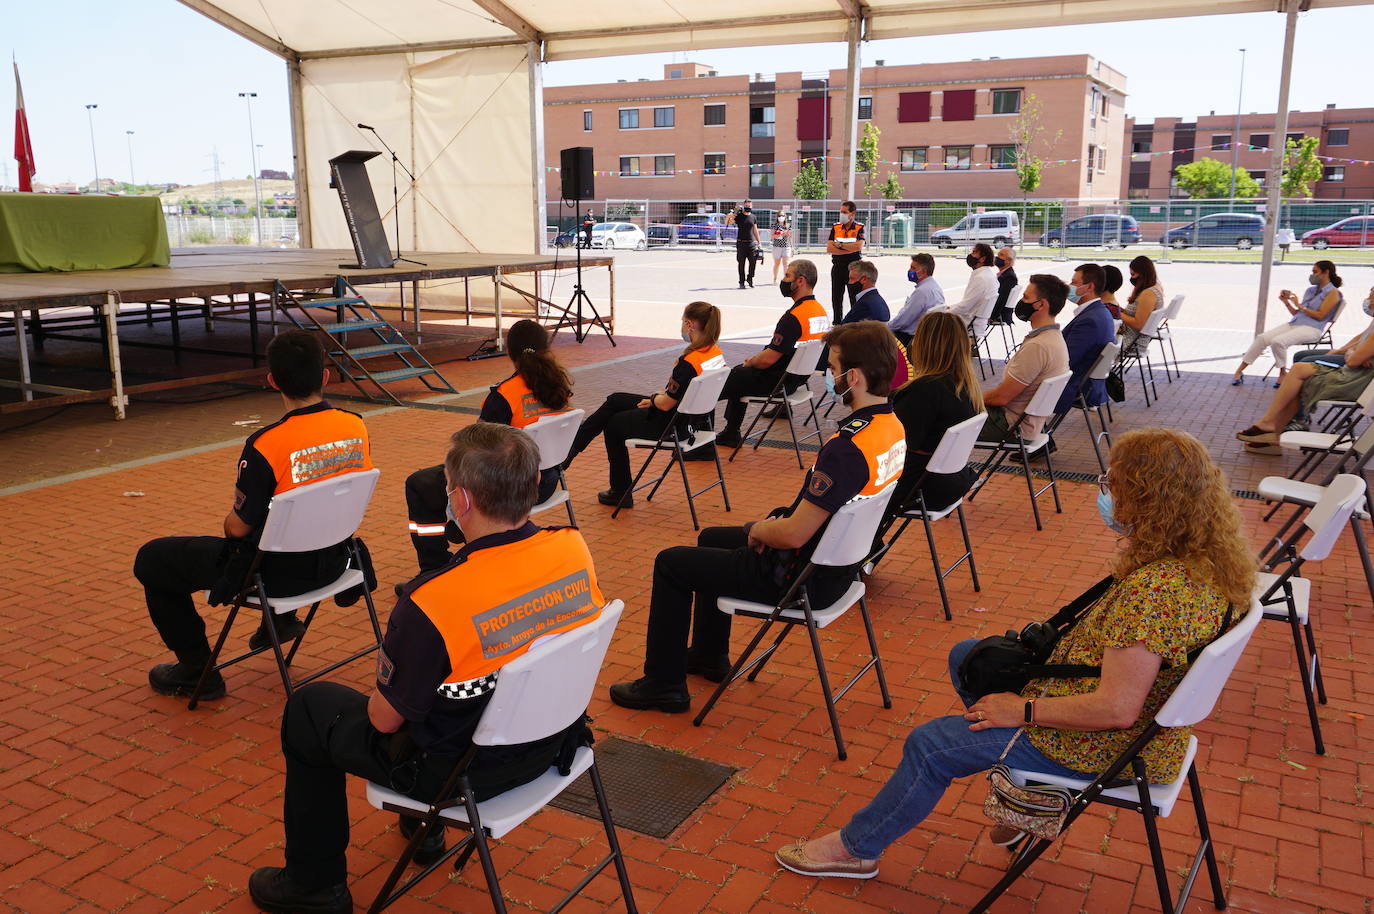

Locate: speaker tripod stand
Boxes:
[550,199,615,346]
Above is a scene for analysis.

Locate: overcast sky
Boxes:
[5,1,1371,186]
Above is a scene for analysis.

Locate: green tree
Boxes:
[879,171,904,200]
[1281,136,1324,198]
[1174,157,1261,199]
[857,122,882,196]
[792,160,829,200]
[1009,93,1059,197]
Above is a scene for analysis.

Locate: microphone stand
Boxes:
[359,124,426,268]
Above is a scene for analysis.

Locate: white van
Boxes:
[930,210,1022,248]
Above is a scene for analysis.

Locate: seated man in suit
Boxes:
[1053,262,1116,417]
[844,260,889,324]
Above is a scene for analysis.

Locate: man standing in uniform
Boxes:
[826,201,865,322]
[609,321,906,712]
[134,330,372,700]
[715,258,831,449]
[248,422,604,914]
[730,200,761,288]
[581,211,595,248]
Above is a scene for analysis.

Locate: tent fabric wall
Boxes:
[299,45,533,254]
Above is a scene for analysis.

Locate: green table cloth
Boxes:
[0,193,170,273]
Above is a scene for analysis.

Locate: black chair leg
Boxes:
[589,763,640,913]
[693,614,779,728]
[1133,757,1177,914]
[1042,440,1063,515]
[189,597,246,710]
[461,784,509,914]
[748,624,793,683]
[711,444,732,512]
[957,505,980,592]
[1349,518,1374,604]
[969,836,1057,913]
[921,513,953,621]
[1018,445,1043,531]
[857,597,892,708]
[672,446,700,531]
[1288,611,1325,755]
[1186,764,1228,910]
[804,608,848,761]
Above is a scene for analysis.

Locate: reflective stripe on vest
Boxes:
[685,344,726,374]
[251,408,372,494]
[823,411,907,500]
[409,527,605,689]
[832,221,863,243]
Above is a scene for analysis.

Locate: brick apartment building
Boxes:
[543,55,1127,203]
[1122,107,1374,199]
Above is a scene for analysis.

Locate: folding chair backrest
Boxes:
[1301,474,1366,561]
[1164,294,1185,321]
[473,600,623,747]
[1154,598,1262,728]
[927,413,988,474]
[785,338,826,378]
[257,468,380,553]
[975,283,1001,323]
[1355,377,1374,416]
[1138,307,1166,339]
[1349,420,1374,465]
[810,485,898,568]
[1321,293,1345,332]
[678,366,730,415]
[526,409,585,472]
[1025,371,1073,419]
[1088,342,1121,381]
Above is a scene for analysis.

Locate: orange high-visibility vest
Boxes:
[788,296,832,342]
[494,374,568,429]
[250,407,372,494]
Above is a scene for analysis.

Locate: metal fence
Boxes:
[546,197,1374,260]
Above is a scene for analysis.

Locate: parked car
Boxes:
[646,224,673,246]
[1039,214,1142,248]
[930,210,1021,248]
[589,222,647,250]
[1301,216,1374,249]
[676,213,738,243]
[1162,213,1265,249]
[553,228,579,248]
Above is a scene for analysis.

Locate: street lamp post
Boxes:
[126,131,136,188]
[1229,48,1247,201]
[84,104,100,192]
[239,92,262,245]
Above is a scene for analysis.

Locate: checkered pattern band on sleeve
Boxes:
[437,672,498,701]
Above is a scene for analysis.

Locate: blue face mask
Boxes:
[823,367,852,404]
[907,269,920,283]
[1096,490,1133,536]
[1067,288,1082,304]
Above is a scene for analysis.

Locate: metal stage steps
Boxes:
[274,276,457,406]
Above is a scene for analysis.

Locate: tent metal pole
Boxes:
[528,40,548,255]
[1255,0,1300,337]
[839,17,863,201]
[287,57,313,248]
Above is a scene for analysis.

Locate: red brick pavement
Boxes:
[2,346,1373,913]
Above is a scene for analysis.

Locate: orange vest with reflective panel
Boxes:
[250,407,372,496]
[827,410,906,500]
[684,344,726,374]
[789,296,832,342]
[409,527,605,687]
[495,374,568,429]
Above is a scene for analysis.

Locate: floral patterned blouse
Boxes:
[1024,559,1229,783]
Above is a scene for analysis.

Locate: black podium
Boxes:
[329,150,394,269]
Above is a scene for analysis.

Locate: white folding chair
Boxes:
[969,284,1006,380]
[1117,308,1168,406]
[869,413,987,621]
[614,366,731,530]
[1264,295,1344,382]
[971,597,1262,914]
[967,372,1073,531]
[524,408,583,526]
[1252,474,1366,755]
[365,601,637,914]
[189,468,383,709]
[692,486,897,760]
[1155,293,1186,379]
[1046,341,1119,475]
[1273,377,1374,484]
[732,338,825,468]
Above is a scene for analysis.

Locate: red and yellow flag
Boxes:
[13,60,35,192]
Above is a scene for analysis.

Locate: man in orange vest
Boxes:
[827,200,865,322]
[715,257,832,449]
[134,330,373,701]
[249,422,604,914]
[610,321,906,713]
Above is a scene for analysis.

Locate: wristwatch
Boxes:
[1024,700,1035,724]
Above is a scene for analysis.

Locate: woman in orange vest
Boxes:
[404,320,573,573]
[564,301,725,507]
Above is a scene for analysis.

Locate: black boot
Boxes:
[248,866,352,914]
[398,815,448,866]
[249,612,307,651]
[608,676,690,713]
[149,653,225,700]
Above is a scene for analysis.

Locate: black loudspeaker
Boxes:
[560,146,595,200]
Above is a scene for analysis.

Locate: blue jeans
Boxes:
[839,639,1091,860]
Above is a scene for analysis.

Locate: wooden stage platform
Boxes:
[0,247,614,418]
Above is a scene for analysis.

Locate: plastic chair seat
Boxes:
[367,746,594,841]
[530,489,570,515]
[1279,431,1351,453]
[989,431,1051,453]
[626,429,716,452]
[1254,572,1311,624]
[1258,477,1371,518]
[1009,735,1197,818]
[718,580,866,628]
[205,567,364,615]
[900,497,964,522]
[743,386,813,406]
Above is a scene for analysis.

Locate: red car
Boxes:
[1301,216,1374,249]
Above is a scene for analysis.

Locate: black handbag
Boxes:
[1105,367,1127,403]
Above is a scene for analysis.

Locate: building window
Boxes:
[897,91,931,123]
[1099,93,1109,116]
[1324,166,1345,183]
[991,89,1021,115]
[668,68,683,79]
[750,157,775,188]
[942,89,976,122]
[1132,139,1152,153]
[899,147,928,171]
[1087,144,1096,182]
[704,104,726,126]
[1328,128,1350,146]
[1212,134,1231,150]
[943,146,971,170]
[1098,147,1107,171]
[618,155,641,176]
[750,105,775,138]
[1286,132,1304,144]
[654,155,675,175]
[582,110,592,132]
[703,153,725,175]
[619,109,639,129]
[1249,133,1270,149]
[858,97,872,120]
[653,107,675,128]
[1252,171,1267,186]
[990,145,1017,169]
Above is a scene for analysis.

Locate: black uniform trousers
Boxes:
[719,364,805,432]
[644,526,850,685]
[735,244,758,286]
[405,465,559,572]
[830,260,861,323]
[134,536,330,663]
[568,392,675,492]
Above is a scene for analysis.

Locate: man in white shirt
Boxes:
[890,253,943,347]
[941,243,999,338]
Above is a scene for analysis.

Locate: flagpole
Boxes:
[85,104,101,192]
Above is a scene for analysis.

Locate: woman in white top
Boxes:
[1231,260,1344,386]
[1118,255,1163,356]
[944,243,999,338]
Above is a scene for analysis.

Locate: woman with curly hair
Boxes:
[774,427,1253,880]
